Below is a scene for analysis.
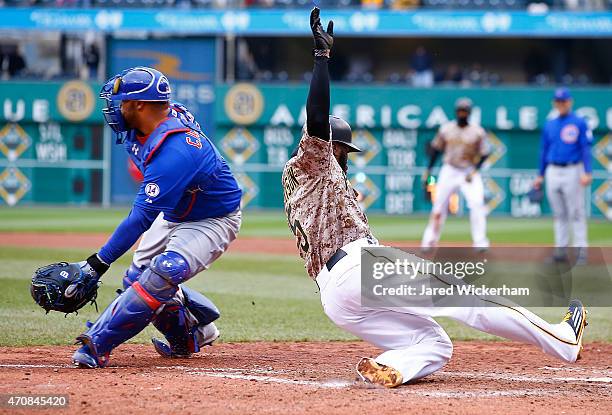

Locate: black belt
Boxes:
[326,249,347,272]
[551,161,580,167]
[324,237,377,272]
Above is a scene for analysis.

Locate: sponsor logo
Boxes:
[593,180,612,220]
[483,132,507,168]
[221,11,250,31]
[0,123,31,161]
[224,83,264,125]
[483,177,505,213]
[352,129,380,168]
[593,133,611,172]
[350,172,380,210]
[349,12,379,32]
[220,127,259,164]
[0,167,31,206]
[56,81,95,122]
[95,10,123,30]
[481,13,512,33]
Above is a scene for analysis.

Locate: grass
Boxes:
[0,207,610,347]
[2,206,612,245]
[0,245,610,347]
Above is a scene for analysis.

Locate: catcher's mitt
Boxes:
[30,262,100,314]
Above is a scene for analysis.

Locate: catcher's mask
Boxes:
[100,66,171,143]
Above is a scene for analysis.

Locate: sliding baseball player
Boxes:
[282,8,588,388]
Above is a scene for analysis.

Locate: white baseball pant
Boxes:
[317,238,582,384]
[422,164,489,249]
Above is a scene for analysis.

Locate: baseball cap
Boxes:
[455,97,473,111]
[553,87,572,101]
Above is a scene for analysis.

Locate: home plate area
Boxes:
[0,341,610,415]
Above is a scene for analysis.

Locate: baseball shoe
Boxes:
[152,323,220,358]
[547,247,569,264]
[562,299,588,360]
[199,322,221,346]
[575,248,588,266]
[72,338,109,368]
[356,357,403,388]
[151,338,190,358]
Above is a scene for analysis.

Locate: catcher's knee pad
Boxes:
[138,251,191,303]
[123,263,145,289]
[152,251,191,285]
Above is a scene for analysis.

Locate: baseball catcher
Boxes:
[282,8,588,388]
[32,68,242,368]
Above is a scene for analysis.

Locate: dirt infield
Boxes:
[0,341,611,415]
[0,232,302,254]
[3,232,611,413]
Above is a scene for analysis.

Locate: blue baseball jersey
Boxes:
[99,116,242,264]
[539,112,593,176]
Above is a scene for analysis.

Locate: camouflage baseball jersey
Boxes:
[282,130,374,279]
[431,121,489,169]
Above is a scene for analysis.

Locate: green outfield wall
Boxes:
[216,84,612,219]
[1,81,610,219]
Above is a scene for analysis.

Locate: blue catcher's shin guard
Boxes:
[73,252,190,368]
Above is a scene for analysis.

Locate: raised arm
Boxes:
[306,7,334,141]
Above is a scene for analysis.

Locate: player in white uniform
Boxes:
[421,98,490,250]
[283,9,588,389]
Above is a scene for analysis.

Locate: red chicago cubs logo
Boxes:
[560,124,579,144]
[185,130,202,149]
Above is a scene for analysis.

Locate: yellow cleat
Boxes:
[356,357,403,388]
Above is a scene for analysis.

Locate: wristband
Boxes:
[313,49,330,58]
[86,253,110,277]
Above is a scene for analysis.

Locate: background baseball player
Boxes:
[283,7,588,388]
[59,67,242,368]
[421,98,490,251]
[533,88,593,264]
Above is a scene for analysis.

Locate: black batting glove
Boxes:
[310,7,333,55]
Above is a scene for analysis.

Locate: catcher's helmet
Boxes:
[330,115,360,153]
[100,67,171,136]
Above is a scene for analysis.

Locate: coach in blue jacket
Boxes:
[533,88,593,264]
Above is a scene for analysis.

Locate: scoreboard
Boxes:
[0,81,107,206]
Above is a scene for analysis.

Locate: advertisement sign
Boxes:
[1,9,611,37]
[216,84,611,217]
